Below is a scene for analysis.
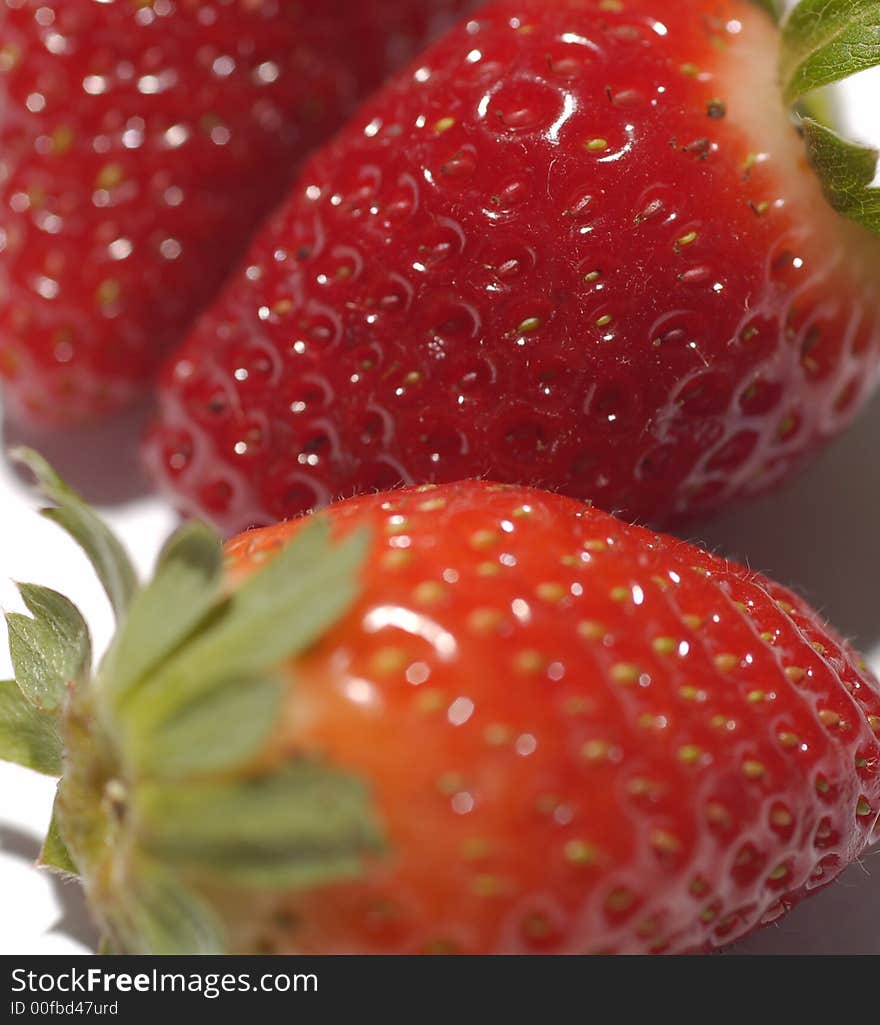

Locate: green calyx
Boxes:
[0,449,381,954]
[770,0,880,234]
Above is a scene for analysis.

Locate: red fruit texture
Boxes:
[226,480,880,954]
[146,0,880,535]
[0,0,472,426]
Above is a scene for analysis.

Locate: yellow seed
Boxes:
[742,760,766,780]
[517,316,542,334]
[515,650,545,674]
[652,637,677,655]
[585,137,608,151]
[818,709,840,728]
[595,313,614,328]
[682,614,703,631]
[676,230,698,247]
[678,744,702,765]
[51,125,74,154]
[689,877,710,897]
[867,715,880,735]
[760,631,775,643]
[650,830,681,855]
[747,690,766,704]
[637,714,666,731]
[468,608,503,634]
[578,620,605,641]
[471,875,503,897]
[611,663,640,686]
[777,730,800,748]
[434,116,456,133]
[437,772,464,795]
[581,740,610,762]
[564,840,599,867]
[381,549,413,571]
[605,888,635,913]
[706,802,731,827]
[484,723,513,747]
[610,586,630,603]
[563,695,593,716]
[370,647,406,677]
[679,685,705,702]
[413,581,445,606]
[770,807,794,828]
[769,864,789,881]
[714,653,738,672]
[418,497,447,512]
[95,279,120,307]
[477,561,501,577]
[784,666,806,683]
[815,777,830,794]
[583,539,608,553]
[811,641,827,655]
[462,838,491,860]
[536,582,566,603]
[856,797,872,816]
[96,162,124,189]
[776,600,796,615]
[681,63,700,77]
[470,529,499,550]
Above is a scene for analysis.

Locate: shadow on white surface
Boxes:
[2,398,156,507]
[0,825,99,952]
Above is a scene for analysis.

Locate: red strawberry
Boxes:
[145,0,880,535]
[4,457,879,954]
[0,0,472,426]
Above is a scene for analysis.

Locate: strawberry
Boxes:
[0,0,472,426]
[144,0,880,535]
[3,455,879,954]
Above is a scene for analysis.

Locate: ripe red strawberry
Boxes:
[4,457,879,954]
[145,0,880,535]
[0,0,472,426]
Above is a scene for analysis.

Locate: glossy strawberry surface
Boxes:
[146,0,880,534]
[0,0,472,425]
[226,480,880,954]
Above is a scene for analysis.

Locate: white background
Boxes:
[1,67,879,957]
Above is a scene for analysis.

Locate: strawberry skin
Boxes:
[146,0,880,534]
[226,481,880,955]
[0,0,472,426]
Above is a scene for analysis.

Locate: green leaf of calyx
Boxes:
[781,0,880,105]
[0,680,63,775]
[40,797,79,875]
[137,762,384,888]
[801,117,880,231]
[122,519,370,756]
[11,448,138,620]
[101,521,224,706]
[6,584,91,711]
[102,861,225,955]
[142,674,285,779]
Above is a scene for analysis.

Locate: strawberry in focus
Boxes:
[146,0,880,534]
[0,0,472,426]
[3,460,878,954]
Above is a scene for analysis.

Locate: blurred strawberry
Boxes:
[0,0,472,426]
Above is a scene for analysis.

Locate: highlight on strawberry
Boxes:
[0,0,473,426]
[3,451,878,954]
[144,0,880,535]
